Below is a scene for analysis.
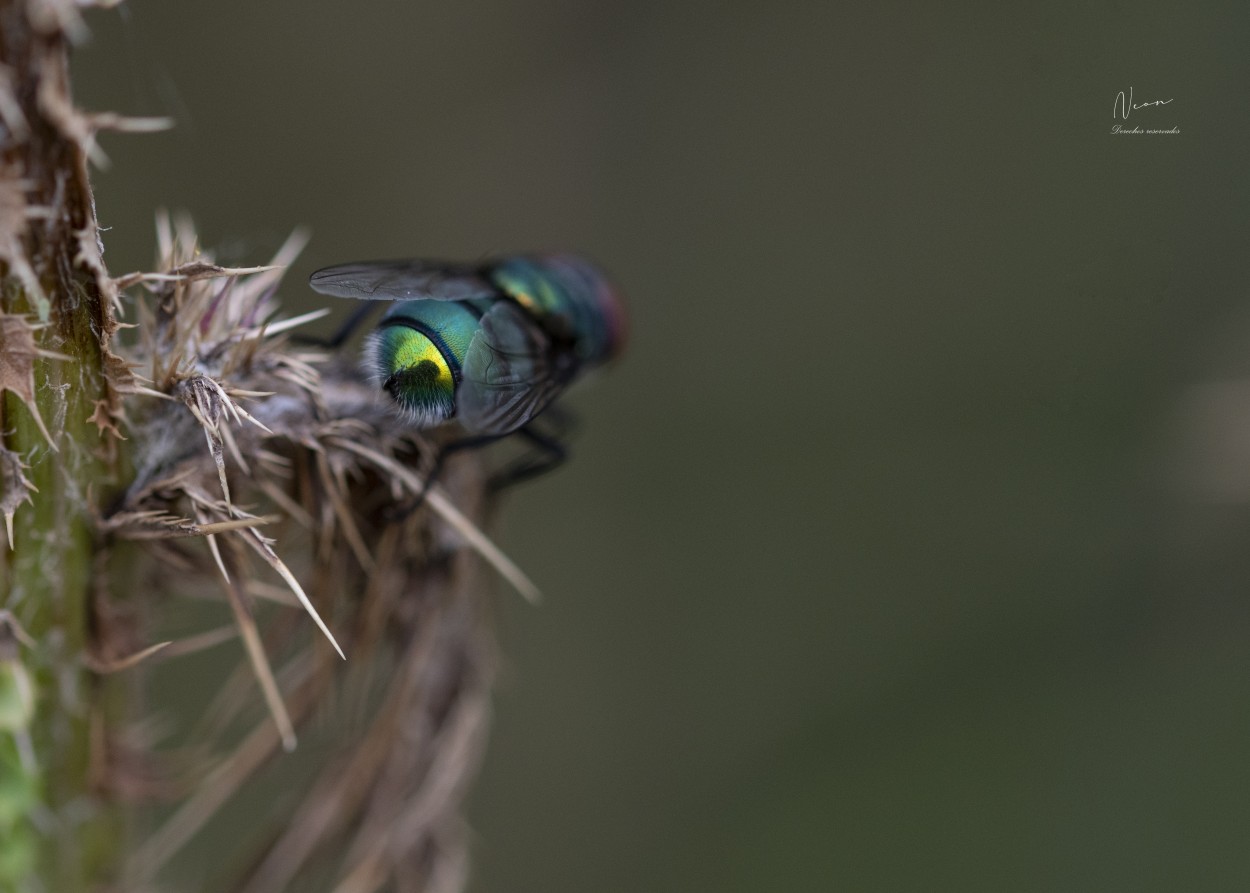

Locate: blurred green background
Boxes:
[73,0,1250,890]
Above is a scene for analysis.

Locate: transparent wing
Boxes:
[458,301,579,435]
[309,259,498,302]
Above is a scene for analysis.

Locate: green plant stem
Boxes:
[0,0,124,888]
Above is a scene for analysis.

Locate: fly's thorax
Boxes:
[366,300,483,428]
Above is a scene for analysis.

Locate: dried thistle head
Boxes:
[98,215,531,891]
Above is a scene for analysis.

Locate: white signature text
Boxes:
[1113,86,1172,119]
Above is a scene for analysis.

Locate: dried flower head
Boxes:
[96,214,530,891]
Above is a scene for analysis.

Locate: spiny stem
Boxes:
[0,0,127,888]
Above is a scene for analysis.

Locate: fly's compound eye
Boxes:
[366,326,457,428]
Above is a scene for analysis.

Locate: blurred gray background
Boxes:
[75,1,1250,890]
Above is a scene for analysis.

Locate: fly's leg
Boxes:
[531,403,579,440]
[383,432,508,522]
[486,425,569,494]
[292,302,379,348]
[384,416,575,523]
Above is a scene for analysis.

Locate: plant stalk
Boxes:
[0,0,126,888]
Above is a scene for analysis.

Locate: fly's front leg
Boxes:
[292,302,380,348]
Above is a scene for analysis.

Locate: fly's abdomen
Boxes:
[491,255,626,366]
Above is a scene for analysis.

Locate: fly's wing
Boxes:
[309,259,498,302]
[458,301,579,435]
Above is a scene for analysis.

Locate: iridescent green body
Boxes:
[488,256,620,364]
[311,254,625,434]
